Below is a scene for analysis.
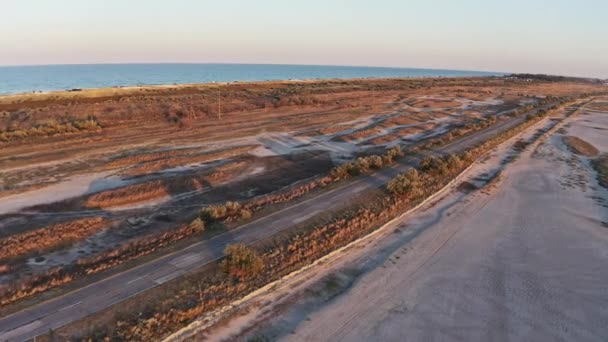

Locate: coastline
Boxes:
[0,63,502,99]
[0,75,501,105]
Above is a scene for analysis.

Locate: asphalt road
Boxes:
[0,106,554,341]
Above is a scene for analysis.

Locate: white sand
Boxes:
[0,171,127,215]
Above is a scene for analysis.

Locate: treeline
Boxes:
[507,73,603,84]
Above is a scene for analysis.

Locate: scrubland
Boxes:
[0,77,606,341]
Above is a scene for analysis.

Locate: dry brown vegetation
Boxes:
[122,145,256,176]
[0,219,205,307]
[3,78,607,339]
[75,146,473,342]
[42,97,587,341]
[200,147,402,224]
[106,147,201,168]
[221,244,264,280]
[1,78,603,177]
[301,124,357,137]
[380,114,421,127]
[586,101,608,111]
[335,127,383,142]
[592,154,608,188]
[0,96,579,311]
[85,180,177,208]
[394,123,435,135]
[368,134,400,145]
[0,217,109,262]
[407,99,461,108]
[563,136,599,157]
[0,116,101,142]
[87,161,250,208]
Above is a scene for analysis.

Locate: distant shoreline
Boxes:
[0,75,506,106]
[0,63,502,97]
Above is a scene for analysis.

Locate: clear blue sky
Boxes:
[2,0,607,78]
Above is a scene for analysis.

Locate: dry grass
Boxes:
[592,154,608,188]
[87,161,250,208]
[30,98,583,340]
[335,127,382,142]
[106,147,201,168]
[563,136,599,157]
[407,99,461,109]
[381,114,420,127]
[0,217,109,262]
[123,145,256,176]
[368,134,400,145]
[586,101,608,111]
[393,123,435,136]
[314,124,356,136]
[85,180,174,208]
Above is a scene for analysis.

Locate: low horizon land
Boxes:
[0,71,603,105]
[1,62,605,99]
[0,63,502,97]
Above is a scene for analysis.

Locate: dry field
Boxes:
[0,77,604,313]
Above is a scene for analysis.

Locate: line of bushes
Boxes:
[0,116,101,142]
[81,151,473,341]
[198,146,403,224]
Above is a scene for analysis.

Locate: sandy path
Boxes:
[225,104,608,342]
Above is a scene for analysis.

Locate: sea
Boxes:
[0,63,501,95]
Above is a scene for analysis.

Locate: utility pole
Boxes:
[218,84,221,120]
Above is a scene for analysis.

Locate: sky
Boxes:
[1,0,607,78]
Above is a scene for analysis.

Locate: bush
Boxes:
[200,201,242,222]
[387,169,421,195]
[239,209,252,220]
[221,244,264,280]
[383,145,403,163]
[188,218,205,232]
[367,155,384,169]
[445,154,463,171]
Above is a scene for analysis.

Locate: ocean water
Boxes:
[0,63,500,95]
